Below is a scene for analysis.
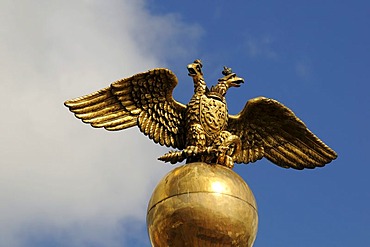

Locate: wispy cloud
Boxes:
[245,35,278,60]
[295,60,312,79]
[0,0,200,246]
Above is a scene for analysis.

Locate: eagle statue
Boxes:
[64,60,337,169]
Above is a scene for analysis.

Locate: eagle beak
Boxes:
[219,73,244,87]
[230,75,244,87]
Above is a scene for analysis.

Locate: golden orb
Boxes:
[147,162,258,246]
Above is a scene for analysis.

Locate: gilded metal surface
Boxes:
[200,94,227,138]
[147,162,258,247]
[65,59,337,169]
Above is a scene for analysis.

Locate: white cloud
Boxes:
[0,0,201,246]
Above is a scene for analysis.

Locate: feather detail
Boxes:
[65,68,186,149]
[228,97,337,169]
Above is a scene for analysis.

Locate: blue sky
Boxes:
[1,0,369,246]
[150,2,369,246]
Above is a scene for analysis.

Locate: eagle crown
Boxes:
[208,66,245,101]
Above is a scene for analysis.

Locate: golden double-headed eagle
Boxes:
[65,60,337,169]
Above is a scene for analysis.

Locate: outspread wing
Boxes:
[227,97,337,169]
[64,68,187,149]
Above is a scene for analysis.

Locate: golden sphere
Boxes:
[147,162,258,246]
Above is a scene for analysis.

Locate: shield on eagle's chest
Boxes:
[200,95,228,138]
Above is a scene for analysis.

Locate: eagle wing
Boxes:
[227,97,337,169]
[64,68,186,149]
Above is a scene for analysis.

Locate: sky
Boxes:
[0,0,369,246]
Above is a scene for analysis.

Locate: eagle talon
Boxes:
[217,146,229,154]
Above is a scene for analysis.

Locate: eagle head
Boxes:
[218,66,244,88]
[187,59,203,79]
